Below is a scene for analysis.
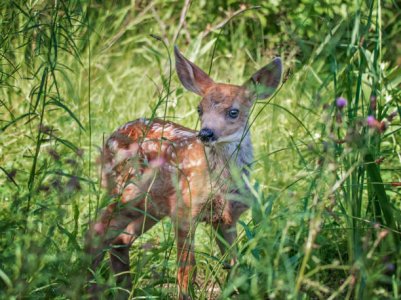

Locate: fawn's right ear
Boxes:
[174,46,214,96]
[242,57,282,101]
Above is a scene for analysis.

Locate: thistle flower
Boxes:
[336,97,347,109]
[367,115,387,133]
[367,115,378,127]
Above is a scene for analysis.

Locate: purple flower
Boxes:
[366,116,388,133]
[367,115,377,127]
[336,97,347,109]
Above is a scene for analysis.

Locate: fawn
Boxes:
[86,46,282,299]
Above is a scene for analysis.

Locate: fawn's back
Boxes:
[101,117,226,223]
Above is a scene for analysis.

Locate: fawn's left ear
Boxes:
[174,46,214,96]
[243,57,282,100]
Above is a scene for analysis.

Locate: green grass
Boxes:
[1,0,401,299]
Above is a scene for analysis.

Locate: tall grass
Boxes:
[0,0,400,299]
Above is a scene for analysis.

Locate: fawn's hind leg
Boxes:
[110,215,157,294]
[86,202,143,298]
[86,180,158,298]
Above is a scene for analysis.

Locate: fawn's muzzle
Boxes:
[198,128,216,143]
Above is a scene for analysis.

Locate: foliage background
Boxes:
[1,0,400,299]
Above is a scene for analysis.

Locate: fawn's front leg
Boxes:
[213,223,238,268]
[176,219,197,300]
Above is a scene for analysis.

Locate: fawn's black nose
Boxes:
[198,128,216,143]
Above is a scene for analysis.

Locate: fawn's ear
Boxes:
[174,46,214,96]
[243,57,282,100]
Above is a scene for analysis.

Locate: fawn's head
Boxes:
[174,46,282,146]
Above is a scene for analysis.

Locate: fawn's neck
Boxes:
[206,131,254,179]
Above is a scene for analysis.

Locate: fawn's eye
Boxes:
[227,108,239,119]
[197,106,203,116]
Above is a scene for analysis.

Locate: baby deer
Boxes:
[86,46,282,299]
